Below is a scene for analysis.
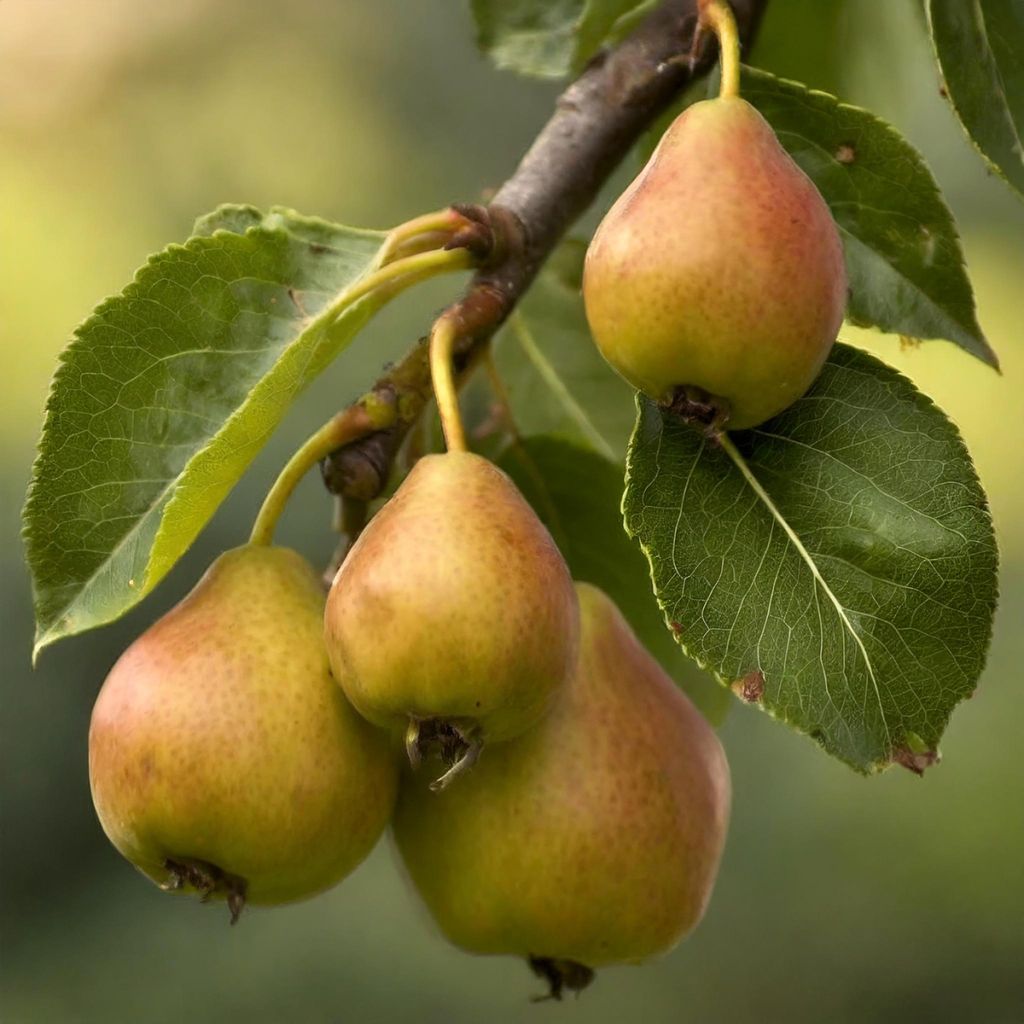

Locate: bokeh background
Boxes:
[2,2,1022,1021]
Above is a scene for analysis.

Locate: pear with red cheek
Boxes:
[392,583,731,997]
[88,544,399,921]
[584,95,847,430]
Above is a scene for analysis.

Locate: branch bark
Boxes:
[321,0,768,501]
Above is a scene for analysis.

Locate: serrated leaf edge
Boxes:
[24,215,387,660]
[741,66,999,369]
[925,0,1024,201]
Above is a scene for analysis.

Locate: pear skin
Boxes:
[89,545,399,918]
[584,96,847,430]
[392,583,731,980]
[324,451,579,766]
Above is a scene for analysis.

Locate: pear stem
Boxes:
[699,0,741,99]
[250,406,393,547]
[429,314,469,453]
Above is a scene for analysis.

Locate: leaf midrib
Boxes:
[510,310,617,460]
[719,433,891,748]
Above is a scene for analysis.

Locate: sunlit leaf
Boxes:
[24,206,387,656]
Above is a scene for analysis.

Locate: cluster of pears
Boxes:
[89,449,730,995]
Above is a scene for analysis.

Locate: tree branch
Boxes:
[321,0,768,502]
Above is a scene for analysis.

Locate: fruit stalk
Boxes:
[429,313,469,453]
[699,0,741,99]
[250,402,396,547]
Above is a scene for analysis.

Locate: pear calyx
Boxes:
[527,956,595,1002]
[164,858,248,925]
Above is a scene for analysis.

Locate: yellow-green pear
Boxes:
[392,583,731,994]
[324,451,579,785]
[584,95,847,430]
[89,544,398,921]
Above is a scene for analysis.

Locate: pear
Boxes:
[89,544,398,921]
[392,583,731,994]
[583,95,847,430]
[324,451,579,785]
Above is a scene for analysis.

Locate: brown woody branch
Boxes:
[320,0,768,503]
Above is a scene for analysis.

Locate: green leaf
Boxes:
[623,344,997,773]
[24,206,387,657]
[737,67,997,368]
[498,435,729,722]
[928,0,1024,199]
[470,0,648,79]
[494,241,635,461]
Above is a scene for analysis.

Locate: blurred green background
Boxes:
[2,2,1022,1021]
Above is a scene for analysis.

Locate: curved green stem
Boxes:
[250,407,393,546]
[384,230,457,264]
[323,246,472,327]
[429,314,468,453]
[700,0,741,99]
[377,208,469,266]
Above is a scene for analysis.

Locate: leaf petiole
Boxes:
[377,207,473,265]
[321,245,474,329]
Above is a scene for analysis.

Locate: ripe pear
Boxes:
[392,583,731,992]
[584,95,847,430]
[324,451,579,784]
[89,544,399,920]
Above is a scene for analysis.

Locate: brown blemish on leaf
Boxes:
[669,621,685,635]
[731,670,765,703]
[899,335,922,352]
[287,287,310,317]
[892,746,940,775]
[835,143,856,165]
